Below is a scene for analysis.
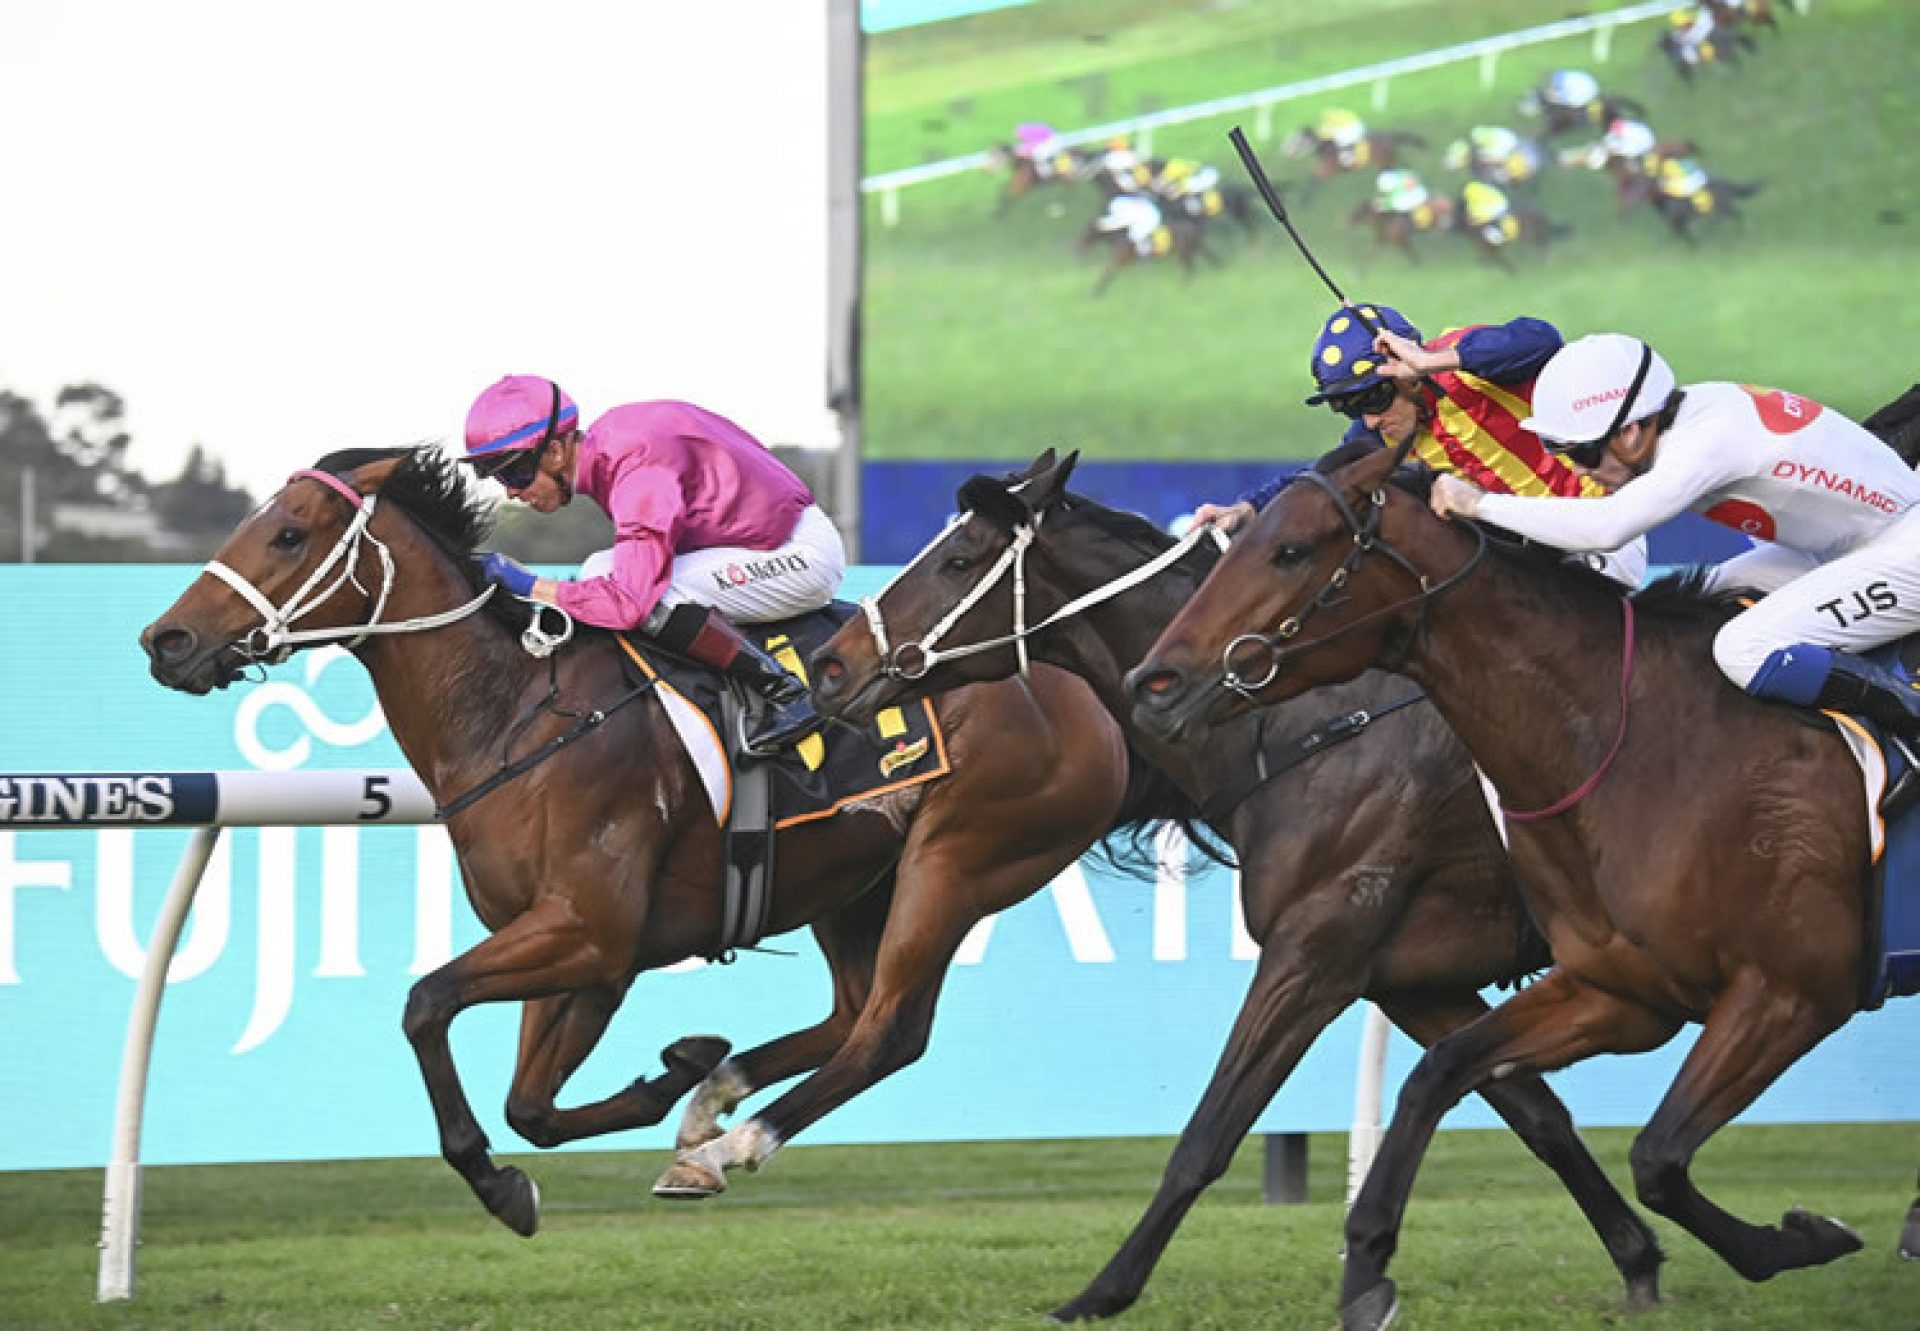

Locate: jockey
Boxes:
[1542,69,1601,112]
[464,376,847,756]
[1192,303,1646,587]
[1656,155,1712,200]
[1445,125,1520,172]
[1316,107,1367,165]
[1669,6,1718,65]
[1430,334,1920,735]
[1373,169,1430,215]
[1013,122,1057,159]
[1092,192,1164,255]
[1156,158,1220,198]
[1098,136,1150,193]
[1461,180,1514,243]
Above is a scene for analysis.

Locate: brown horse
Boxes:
[1080,209,1219,297]
[138,445,1139,1227]
[1347,195,1455,264]
[985,140,1099,215]
[1282,126,1427,200]
[1647,165,1764,244]
[1453,197,1573,271]
[1520,89,1648,139]
[1126,444,1897,1330]
[809,451,1663,1322]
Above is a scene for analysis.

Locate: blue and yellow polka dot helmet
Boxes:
[1304,302,1423,405]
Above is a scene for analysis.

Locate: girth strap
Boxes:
[1201,693,1425,824]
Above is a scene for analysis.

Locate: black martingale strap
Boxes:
[434,674,658,820]
[1201,693,1425,824]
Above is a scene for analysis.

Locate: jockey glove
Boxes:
[478,552,537,597]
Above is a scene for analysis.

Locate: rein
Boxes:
[1219,471,1485,699]
[863,505,1229,681]
[207,469,495,665]
[1501,597,1637,823]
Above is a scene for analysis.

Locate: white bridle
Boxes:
[204,468,495,664]
[860,490,1229,681]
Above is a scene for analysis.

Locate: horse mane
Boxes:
[310,444,544,635]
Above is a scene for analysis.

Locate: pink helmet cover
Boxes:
[465,375,579,458]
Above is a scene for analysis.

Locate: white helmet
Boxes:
[1522,334,1677,445]
[1602,118,1655,158]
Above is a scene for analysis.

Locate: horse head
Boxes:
[141,446,493,695]
[1126,444,1474,744]
[813,449,1081,724]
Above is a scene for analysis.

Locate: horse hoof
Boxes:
[1623,1270,1661,1311]
[674,1123,724,1153]
[653,1158,726,1200]
[1340,1279,1398,1331]
[1901,1202,1920,1259]
[491,1167,541,1237]
[1781,1207,1862,1264]
[663,1035,731,1080]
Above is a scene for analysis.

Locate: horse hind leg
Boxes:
[1381,993,1664,1310]
[1626,976,1859,1282]
[1902,1174,1920,1259]
[1053,950,1364,1323]
[674,877,891,1155]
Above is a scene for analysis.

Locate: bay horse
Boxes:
[809,450,1663,1322]
[1079,210,1219,297]
[139,445,1141,1227]
[1347,195,1454,264]
[985,140,1100,215]
[1281,127,1427,201]
[1454,198,1573,271]
[1126,443,1904,1330]
[1648,166,1763,244]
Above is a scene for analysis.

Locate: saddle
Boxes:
[616,601,949,958]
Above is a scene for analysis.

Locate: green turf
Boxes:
[862,0,1920,467]
[1,1126,1913,1328]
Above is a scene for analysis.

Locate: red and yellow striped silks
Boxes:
[1401,327,1606,500]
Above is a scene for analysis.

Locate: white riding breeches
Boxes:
[1709,504,1920,687]
[583,504,847,629]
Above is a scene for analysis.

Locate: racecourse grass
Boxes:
[863,0,1920,467]
[1,1125,1913,1329]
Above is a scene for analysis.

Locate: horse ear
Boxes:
[339,456,404,498]
[1021,448,1079,514]
[1339,444,1402,496]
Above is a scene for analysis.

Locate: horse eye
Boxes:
[943,554,977,573]
[270,526,306,551]
[1270,544,1309,567]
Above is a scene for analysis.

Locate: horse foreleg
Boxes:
[1626,972,1857,1282]
[1053,950,1360,1323]
[1338,971,1674,1331]
[1092,253,1125,298]
[505,991,727,1149]
[402,897,636,1236]
[1380,993,1663,1311]
[675,877,891,1152]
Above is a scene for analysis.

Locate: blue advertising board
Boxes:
[0,565,1912,1172]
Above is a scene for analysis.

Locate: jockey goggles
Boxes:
[1538,340,1655,469]
[1326,380,1399,420]
[471,381,567,489]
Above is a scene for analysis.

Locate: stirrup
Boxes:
[738,707,824,760]
[1881,734,1920,820]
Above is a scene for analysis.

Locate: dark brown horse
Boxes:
[985,140,1099,215]
[1347,195,1454,264]
[809,451,1663,1322]
[1520,88,1648,139]
[1453,195,1573,271]
[138,445,1138,1227]
[1127,444,1896,1330]
[1281,126,1427,200]
[1079,209,1219,297]
[1646,164,1764,244]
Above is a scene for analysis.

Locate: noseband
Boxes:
[1220,470,1484,699]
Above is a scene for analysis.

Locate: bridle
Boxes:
[1218,470,1485,699]
[861,493,1228,682]
[204,468,496,665]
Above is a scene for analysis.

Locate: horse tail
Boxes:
[1393,131,1429,150]
[1721,178,1764,199]
[1612,94,1648,119]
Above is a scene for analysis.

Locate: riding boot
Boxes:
[1808,650,1920,737]
[650,602,823,757]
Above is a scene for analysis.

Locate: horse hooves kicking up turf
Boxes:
[653,1157,727,1200]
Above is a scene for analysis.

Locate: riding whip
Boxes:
[1227,124,1387,341]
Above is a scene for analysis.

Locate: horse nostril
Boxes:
[817,656,843,683]
[148,626,197,664]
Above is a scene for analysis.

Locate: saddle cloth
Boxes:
[615,601,949,831]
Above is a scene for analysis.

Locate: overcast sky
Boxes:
[0,1,835,499]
